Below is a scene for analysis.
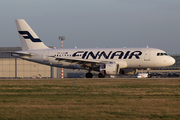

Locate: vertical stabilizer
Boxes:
[15,19,49,50]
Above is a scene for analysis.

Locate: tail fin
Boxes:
[15,19,49,50]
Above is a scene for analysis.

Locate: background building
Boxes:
[0,47,57,78]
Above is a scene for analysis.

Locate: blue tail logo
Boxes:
[18,31,42,42]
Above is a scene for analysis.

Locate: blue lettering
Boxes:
[82,51,88,59]
[72,50,143,59]
[72,51,84,57]
[110,51,124,59]
[123,51,130,59]
[128,51,142,59]
[86,51,100,59]
[98,51,112,59]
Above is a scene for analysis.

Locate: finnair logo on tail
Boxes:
[18,31,42,42]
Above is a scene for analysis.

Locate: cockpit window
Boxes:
[157,53,168,56]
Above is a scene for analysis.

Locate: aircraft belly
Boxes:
[50,60,81,69]
[126,60,153,68]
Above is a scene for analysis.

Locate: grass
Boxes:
[0,78,179,120]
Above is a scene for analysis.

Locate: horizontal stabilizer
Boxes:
[7,51,33,57]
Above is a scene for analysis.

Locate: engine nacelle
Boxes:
[120,69,136,75]
[100,63,119,75]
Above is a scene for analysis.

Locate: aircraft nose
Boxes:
[168,56,175,66]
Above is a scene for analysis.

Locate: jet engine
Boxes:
[99,63,119,75]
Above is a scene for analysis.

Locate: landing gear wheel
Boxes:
[148,74,152,78]
[98,73,105,78]
[85,73,93,78]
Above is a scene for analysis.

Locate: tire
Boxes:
[98,73,105,78]
[85,73,93,78]
[148,74,152,78]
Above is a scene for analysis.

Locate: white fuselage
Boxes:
[14,47,175,70]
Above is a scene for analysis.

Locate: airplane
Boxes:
[11,19,175,78]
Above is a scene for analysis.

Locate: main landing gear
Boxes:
[148,74,152,78]
[85,72,93,78]
[85,72,106,78]
[98,73,105,78]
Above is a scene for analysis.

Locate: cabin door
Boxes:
[144,50,150,61]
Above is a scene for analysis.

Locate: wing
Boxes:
[55,57,111,68]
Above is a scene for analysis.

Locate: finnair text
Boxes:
[72,51,142,59]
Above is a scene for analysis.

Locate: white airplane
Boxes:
[12,19,175,78]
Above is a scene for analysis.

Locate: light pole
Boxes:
[59,36,65,78]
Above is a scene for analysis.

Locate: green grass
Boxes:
[0,78,179,120]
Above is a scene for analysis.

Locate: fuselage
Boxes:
[14,47,175,70]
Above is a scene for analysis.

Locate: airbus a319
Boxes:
[12,19,175,78]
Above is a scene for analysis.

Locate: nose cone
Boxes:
[168,57,175,66]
